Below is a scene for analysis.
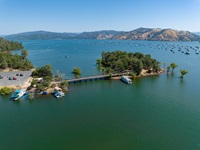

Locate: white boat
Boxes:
[121,76,132,84]
[11,89,26,100]
[54,91,65,98]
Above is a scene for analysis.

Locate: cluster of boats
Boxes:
[9,76,132,101]
[87,41,200,56]
[10,87,65,101]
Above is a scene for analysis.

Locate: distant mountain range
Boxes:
[5,31,78,40]
[76,30,123,40]
[4,28,200,41]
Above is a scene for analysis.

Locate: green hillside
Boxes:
[0,37,23,52]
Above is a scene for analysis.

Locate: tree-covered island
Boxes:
[97,51,163,77]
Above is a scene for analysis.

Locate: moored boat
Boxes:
[185,52,190,55]
[10,89,26,101]
[53,86,65,98]
[53,91,65,98]
[121,76,132,84]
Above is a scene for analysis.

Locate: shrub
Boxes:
[130,72,136,79]
[0,87,12,95]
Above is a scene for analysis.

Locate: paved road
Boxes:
[0,71,32,87]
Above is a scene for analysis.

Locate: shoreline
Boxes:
[0,69,165,89]
[110,69,165,80]
[0,69,165,99]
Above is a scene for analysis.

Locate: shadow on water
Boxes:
[166,71,177,78]
[179,78,186,85]
[96,65,102,73]
[132,78,142,88]
[11,99,21,105]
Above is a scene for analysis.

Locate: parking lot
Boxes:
[0,71,32,87]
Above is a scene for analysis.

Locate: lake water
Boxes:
[1,40,200,150]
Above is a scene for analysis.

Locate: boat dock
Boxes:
[51,73,129,85]
[66,74,112,84]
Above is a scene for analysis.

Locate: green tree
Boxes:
[0,37,23,52]
[36,84,45,92]
[130,72,136,79]
[167,66,171,73]
[21,49,29,60]
[31,79,37,87]
[55,70,61,81]
[59,81,68,89]
[0,60,8,69]
[0,52,33,70]
[72,67,81,78]
[133,59,143,75]
[96,58,102,65]
[0,87,11,95]
[170,63,178,72]
[55,70,65,81]
[32,64,53,78]
[31,64,53,91]
[180,70,188,78]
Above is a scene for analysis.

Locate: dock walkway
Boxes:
[66,74,115,84]
[52,73,128,85]
[66,74,124,84]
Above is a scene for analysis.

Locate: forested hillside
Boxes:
[0,37,23,52]
[0,52,34,70]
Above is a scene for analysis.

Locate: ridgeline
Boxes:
[4,28,200,41]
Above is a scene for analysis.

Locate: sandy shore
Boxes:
[111,69,165,80]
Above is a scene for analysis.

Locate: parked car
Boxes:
[9,77,12,80]
[20,73,23,76]
[16,74,19,76]
[0,75,3,79]
[13,77,17,80]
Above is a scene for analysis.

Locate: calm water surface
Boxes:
[1,40,200,150]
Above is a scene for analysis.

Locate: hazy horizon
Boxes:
[1,28,200,36]
[0,0,200,35]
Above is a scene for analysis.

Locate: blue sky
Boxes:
[0,0,200,34]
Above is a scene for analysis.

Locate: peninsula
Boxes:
[0,37,23,52]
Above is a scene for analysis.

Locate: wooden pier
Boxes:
[51,73,128,85]
[66,74,112,84]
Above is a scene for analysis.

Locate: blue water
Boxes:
[1,39,200,150]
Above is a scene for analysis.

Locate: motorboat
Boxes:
[54,91,65,98]
[121,76,132,84]
[10,89,26,101]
